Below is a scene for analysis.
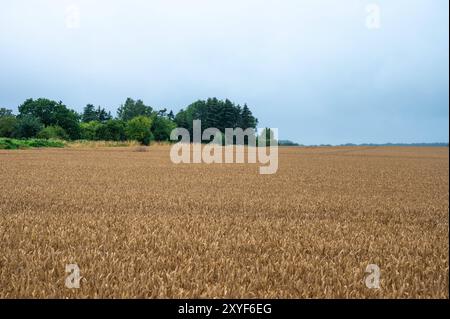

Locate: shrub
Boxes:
[0,138,65,149]
[152,116,176,141]
[80,121,103,140]
[96,119,127,141]
[126,116,153,145]
[13,115,43,138]
[37,125,69,140]
[0,138,21,149]
[0,116,18,138]
[27,138,65,148]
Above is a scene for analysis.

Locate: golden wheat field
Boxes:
[0,145,448,298]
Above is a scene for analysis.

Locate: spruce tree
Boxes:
[240,104,257,129]
[82,104,97,123]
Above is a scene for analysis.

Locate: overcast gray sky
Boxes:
[0,0,448,144]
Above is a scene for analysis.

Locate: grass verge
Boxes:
[0,138,66,150]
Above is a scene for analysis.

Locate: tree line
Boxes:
[0,97,258,145]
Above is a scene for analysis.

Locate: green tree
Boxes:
[126,116,153,145]
[240,104,258,130]
[18,98,81,139]
[174,100,208,139]
[220,99,238,130]
[0,108,17,137]
[13,115,43,138]
[0,116,18,137]
[37,125,69,140]
[205,97,220,129]
[96,119,126,141]
[55,109,81,140]
[258,128,278,147]
[0,108,14,118]
[117,98,154,121]
[81,104,97,123]
[174,109,189,130]
[174,98,258,143]
[80,121,103,140]
[82,104,112,123]
[19,98,58,126]
[152,116,176,141]
[96,107,112,122]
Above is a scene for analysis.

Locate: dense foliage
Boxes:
[0,138,65,149]
[0,97,258,145]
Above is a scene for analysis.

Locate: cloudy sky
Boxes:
[0,0,448,144]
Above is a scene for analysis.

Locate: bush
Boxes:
[126,116,153,145]
[0,138,65,149]
[0,138,21,149]
[152,116,176,141]
[80,121,103,140]
[27,139,65,148]
[37,125,69,140]
[96,119,126,141]
[13,115,43,138]
[0,116,18,138]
